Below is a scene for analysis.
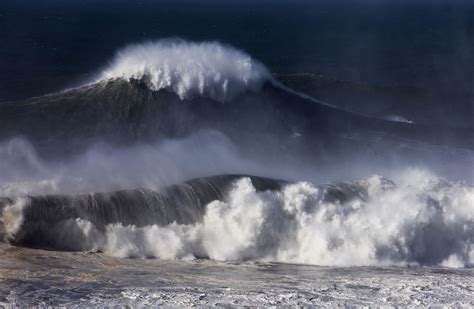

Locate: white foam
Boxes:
[98,39,272,102]
[57,169,473,267]
[384,114,414,123]
[1,198,27,241]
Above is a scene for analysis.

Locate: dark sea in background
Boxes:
[0,0,473,306]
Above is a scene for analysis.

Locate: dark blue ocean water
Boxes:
[1,0,473,102]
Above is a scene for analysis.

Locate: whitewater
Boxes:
[1,39,473,306]
[3,169,472,267]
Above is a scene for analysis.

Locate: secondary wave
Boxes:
[1,170,472,268]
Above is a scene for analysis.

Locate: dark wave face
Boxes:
[1,76,472,162]
[1,173,375,251]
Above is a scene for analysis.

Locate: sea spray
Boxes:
[99,39,272,102]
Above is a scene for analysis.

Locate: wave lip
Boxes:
[98,39,272,102]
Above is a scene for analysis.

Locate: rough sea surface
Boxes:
[1,245,473,307]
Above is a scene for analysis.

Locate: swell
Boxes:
[0,78,472,157]
[0,39,472,159]
[0,40,472,188]
[274,73,474,128]
[0,41,472,169]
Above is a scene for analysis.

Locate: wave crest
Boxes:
[98,39,272,102]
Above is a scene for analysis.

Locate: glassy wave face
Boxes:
[0,39,473,268]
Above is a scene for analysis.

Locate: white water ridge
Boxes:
[103,171,474,267]
[99,39,272,102]
[7,169,471,268]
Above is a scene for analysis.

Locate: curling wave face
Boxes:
[1,171,472,267]
[99,39,272,102]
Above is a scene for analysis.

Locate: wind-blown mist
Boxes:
[0,39,472,268]
[0,132,260,196]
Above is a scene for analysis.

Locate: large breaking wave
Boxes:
[0,39,473,268]
[1,171,472,267]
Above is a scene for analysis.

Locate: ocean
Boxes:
[0,0,473,306]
